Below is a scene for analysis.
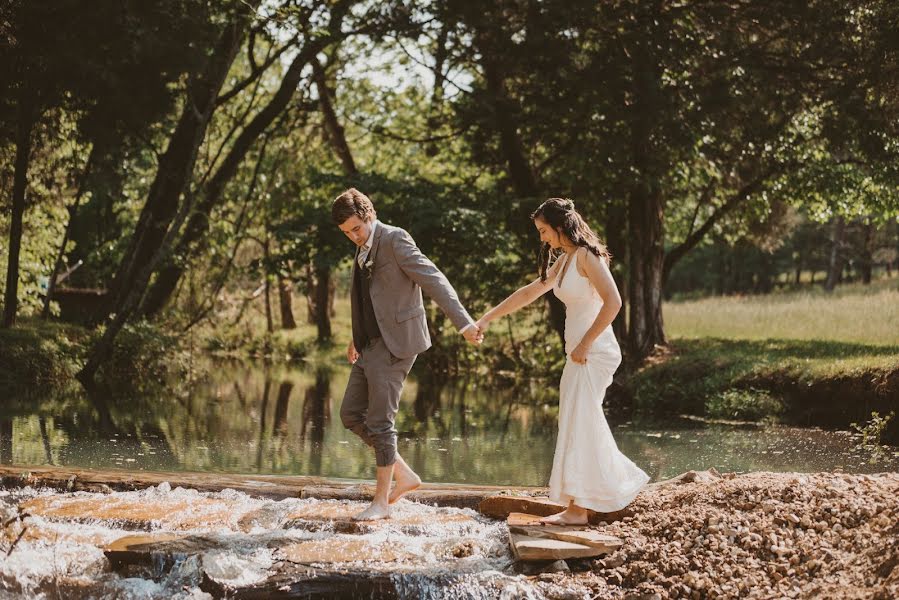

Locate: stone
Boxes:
[22,495,251,531]
[104,533,234,574]
[281,500,476,535]
[508,521,623,553]
[541,559,571,573]
[279,539,417,564]
[510,533,606,561]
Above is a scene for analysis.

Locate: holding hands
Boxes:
[463,322,485,345]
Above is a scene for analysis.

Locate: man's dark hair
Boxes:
[331,188,376,225]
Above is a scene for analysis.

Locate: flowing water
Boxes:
[0,482,538,599]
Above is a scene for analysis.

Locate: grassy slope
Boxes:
[633,277,899,421]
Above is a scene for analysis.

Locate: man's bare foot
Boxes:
[539,509,589,526]
[389,458,421,504]
[352,501,390,521]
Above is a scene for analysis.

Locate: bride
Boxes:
[476,198,649,525]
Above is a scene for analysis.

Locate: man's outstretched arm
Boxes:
[391,228,475,334]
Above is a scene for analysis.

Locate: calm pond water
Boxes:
[1,360,897,484]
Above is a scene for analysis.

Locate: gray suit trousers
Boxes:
[339,337,416,467]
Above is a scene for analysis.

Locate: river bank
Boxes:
[1,466,896,599]
[0,318,187,391]
[627,338,899,443]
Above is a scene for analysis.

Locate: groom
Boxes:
[332,188,482,520]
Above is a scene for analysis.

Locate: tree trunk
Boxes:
[2,99,35,328]
[310,55,363,344]
[137,29,339,319]
[313,58,357,174]
[263,238,274,335]
[626,30,666,362]
[859,220,873,285]
[95,13,251,326]
[78,8,256,384]
[605,200,628,342]
[312,264,332,341]
[824,216,846,292]
[476,37,566,346]
[43,149,95,318]
[278,274,296,329]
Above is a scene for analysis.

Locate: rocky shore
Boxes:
[1,466,897,599]
[536,470,899,600]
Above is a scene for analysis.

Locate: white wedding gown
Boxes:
[548,251,649,512]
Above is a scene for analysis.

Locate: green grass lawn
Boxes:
[665,277,899,347]
[642,278,899,421]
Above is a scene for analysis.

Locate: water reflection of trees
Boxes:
[0,419,11,464]
[297,368,330,474]
[0,385,182,470]
[6,362,896,483]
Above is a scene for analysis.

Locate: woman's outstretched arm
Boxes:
[476,258,563,330]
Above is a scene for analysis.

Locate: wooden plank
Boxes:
[479,495,632,524]
[0,464,539,509]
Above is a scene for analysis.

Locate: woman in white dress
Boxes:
[476,198,649,525]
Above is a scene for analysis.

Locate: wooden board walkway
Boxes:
[0,464,541,509]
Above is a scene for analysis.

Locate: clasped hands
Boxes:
[463,322,486,345]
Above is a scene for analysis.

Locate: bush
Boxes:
[0,320,82,389]
[706,388,784,421]
[96,320,185,387]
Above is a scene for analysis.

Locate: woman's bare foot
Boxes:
[389,456,421,504]
[352,500,390,521]
[539,507,589,526]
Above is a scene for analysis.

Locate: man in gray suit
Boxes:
[332,188,482,520]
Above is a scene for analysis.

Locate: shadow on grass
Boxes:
[671,337,899,361]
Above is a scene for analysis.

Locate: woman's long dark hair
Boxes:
[531,198,611,282]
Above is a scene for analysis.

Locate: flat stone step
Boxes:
[281,500,478,535]
[21,495,252,531]
[509,533,605,561]
[279,538,417,564]
[102,534,403,597]
[507,516,623,553]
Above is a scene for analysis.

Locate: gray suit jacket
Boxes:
[351,222,474,359]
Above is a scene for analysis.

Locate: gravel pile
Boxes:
[533,470,899,599]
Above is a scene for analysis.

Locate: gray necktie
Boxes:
[358,245,370,268]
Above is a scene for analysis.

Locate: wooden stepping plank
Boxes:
[479,496,565,520]
[507,512,545,526]
[510,533,604,561]
[480,496,631,524]
[509,523,623,553]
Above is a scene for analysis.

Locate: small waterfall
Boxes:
[0,483,551,599]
